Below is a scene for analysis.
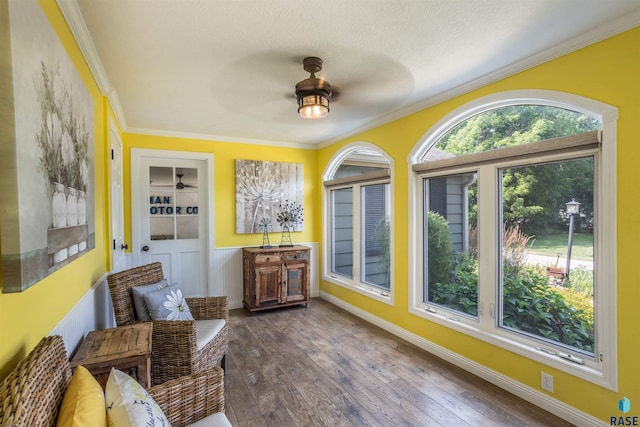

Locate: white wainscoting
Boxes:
[50,273,115,357]
[49,243,319,353]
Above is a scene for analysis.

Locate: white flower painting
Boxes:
[235,160,304,234]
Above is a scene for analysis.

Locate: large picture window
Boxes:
[409,93,617,389]
[324,146,393,301]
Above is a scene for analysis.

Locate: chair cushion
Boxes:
[131,279,169,320]
[105,368,170,427]
[195,319,226,350]
[56,365,107,427]
[144,283,195,321]
[187,412,233,427]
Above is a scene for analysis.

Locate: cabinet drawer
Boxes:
[255,254,281,263]
[285,251,308,261]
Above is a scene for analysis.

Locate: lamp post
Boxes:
[565,198,581,279]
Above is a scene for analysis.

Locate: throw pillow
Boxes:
[56,365,107,427]
[144,283,194,321]
[131,279,169,321]
[105,368,170,427]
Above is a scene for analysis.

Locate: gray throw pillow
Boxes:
[144,283,194,321]
[131,279,168,321]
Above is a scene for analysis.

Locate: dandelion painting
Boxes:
[0,0,95,292]
[235,160,304,234]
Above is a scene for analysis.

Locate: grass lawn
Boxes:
[529,232,593,261]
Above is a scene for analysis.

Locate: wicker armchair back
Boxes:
[0,336,70,426]
[106,262,229,385]
[107,262,164,325]
[0,335,228,427]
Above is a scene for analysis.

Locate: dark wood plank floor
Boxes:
[224,298,573,427]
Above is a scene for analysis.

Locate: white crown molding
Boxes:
[320,292,606,427]
[317,10,640,149]
[56,0,128,130]
[125,127,317,150]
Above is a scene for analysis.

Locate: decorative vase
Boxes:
[66,187,78,226]
[52,182,67,228]
[68,243,79,257]
[77,190,87,225]
[53,247,68,264]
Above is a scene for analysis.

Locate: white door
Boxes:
[131,149,214,298]
[109,121,127,273]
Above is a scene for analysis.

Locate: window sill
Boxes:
[323,274,394,306]
[409,303,615,391]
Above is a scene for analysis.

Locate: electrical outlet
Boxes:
[541,372,554,393]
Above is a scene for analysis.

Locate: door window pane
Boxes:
[424,173,478,318]
[150,166,175,240]
[499,157,594,354]
[176,168,198,240]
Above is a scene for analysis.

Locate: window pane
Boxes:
[425,105,601,161]
[331,188,353,278]
[424,173,478,318]
[499,157,594,355]
[361,184,390,289]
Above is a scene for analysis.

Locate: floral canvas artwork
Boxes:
[0,0,95,292]
[235,160,304,234]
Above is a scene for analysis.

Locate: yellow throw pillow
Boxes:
[57,365,107,427]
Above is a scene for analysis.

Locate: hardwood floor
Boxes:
[224,298,573,427]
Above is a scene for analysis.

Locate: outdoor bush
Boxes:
[430,262,594,352]
[502,267,594,352]
[426,212,454,287]
[503,224,535,276]
[566,266,594,298]
[430,253,478,316]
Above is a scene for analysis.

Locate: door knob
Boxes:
[121,243,129,250]
[142,245,150,252]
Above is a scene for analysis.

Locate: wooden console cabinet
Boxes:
[243,245,310,312]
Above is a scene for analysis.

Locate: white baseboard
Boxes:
[320,291,606,427]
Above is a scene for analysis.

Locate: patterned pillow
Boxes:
[105,368,169,427]
[131,279,169,321]
[144,283,194,321]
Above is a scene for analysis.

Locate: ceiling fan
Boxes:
[175,173,197,189]
[295,56,338,119]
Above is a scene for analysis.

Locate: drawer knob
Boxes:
[266,257,270,262]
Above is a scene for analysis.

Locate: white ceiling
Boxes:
[59,0,640,148]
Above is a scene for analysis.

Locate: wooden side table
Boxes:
[70,323,153,390]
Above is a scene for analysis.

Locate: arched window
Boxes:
[323,144,394,302]
[408,90,617,389]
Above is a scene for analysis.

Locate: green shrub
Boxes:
[502,268,594,352]
[429,253,478,316]
[426,212,455,287]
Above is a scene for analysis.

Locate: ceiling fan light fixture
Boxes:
[295,57,332,120]
[298,93,330,119]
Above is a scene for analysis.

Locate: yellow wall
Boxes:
[1,0,638,423]
[317,27,640,422]
[0,0,109,380]
[120,134,318,249]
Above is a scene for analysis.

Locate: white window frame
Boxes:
[323,143,395,305]
[407,90,618,390]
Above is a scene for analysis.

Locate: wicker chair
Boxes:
[0,335,227,427]
[107,262,228,385]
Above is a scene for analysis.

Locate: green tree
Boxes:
[434,106,598,234]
